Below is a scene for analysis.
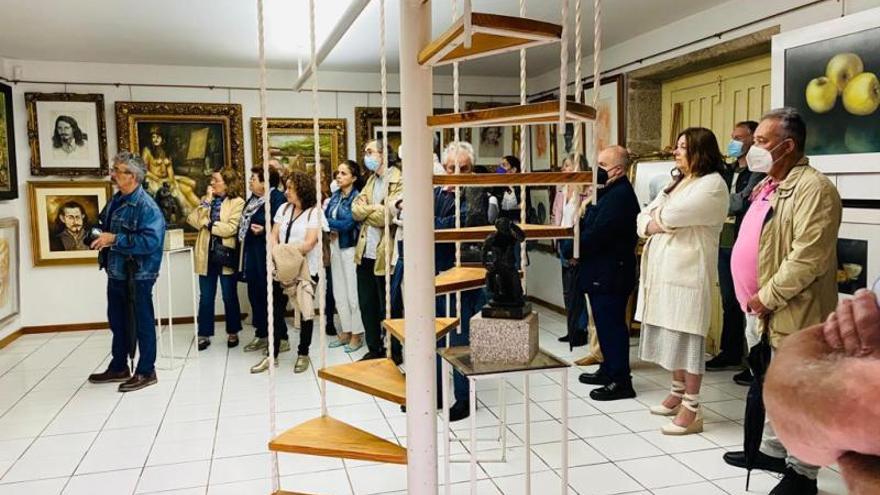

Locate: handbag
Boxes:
[209,235,238,268]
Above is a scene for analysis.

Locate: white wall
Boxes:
[0,58,519,339]
[523,0,880,310]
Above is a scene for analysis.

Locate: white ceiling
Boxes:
[0,0,730,77]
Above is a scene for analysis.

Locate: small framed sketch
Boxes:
[0,218,20,329]
[26,93,109,176]
[0,82,18,200]
[28,180,113,266]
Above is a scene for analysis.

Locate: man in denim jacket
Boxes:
[88,151,165,392]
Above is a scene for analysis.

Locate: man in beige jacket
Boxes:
[724,107,842,495]
[352,139,403,361]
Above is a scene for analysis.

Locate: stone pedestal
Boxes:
[470,312,539,364]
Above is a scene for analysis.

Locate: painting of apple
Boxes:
[784,25,880,156]
[805,77,838,113]
[842,72,880,115]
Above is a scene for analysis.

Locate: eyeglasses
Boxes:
[111,166,131,175]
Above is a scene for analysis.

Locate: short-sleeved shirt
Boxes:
[274,205,321,276]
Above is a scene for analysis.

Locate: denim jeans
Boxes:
[198,262,242,337]
[107,278,157,375]
[436,289,487,403]
[246,279,289,341]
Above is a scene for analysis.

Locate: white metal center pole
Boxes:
[400,1,438,493]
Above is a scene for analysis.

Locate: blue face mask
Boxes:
[727,140,745,158]
[364,155,380,172]
[495,166,507,173]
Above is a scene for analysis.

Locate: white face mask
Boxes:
[330,180,340,194]
[745,141,788,173]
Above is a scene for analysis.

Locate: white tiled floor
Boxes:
[0,307,850,495]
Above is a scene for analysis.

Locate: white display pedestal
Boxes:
[154,246,199,370]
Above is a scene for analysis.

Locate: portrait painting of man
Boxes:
[28,181,111,266]
[26,93,108,176]
[49,200,92,252]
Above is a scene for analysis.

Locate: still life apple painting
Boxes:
[784,25,880,156]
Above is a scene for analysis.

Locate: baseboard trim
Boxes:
[0,313,252,349]
[526,296,566,316]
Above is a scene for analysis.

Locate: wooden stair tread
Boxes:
[382,317,460,343]
[318,358,406,405]
[419,12,562,67]
[433,171,593,187]
[435,266,487,295]
[436,224,573,242]
[427,100,595,128]
[270,416,407,464]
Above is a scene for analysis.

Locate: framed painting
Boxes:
[583,74,626,163]
[772,8,880,174]
[525,186,555,253]
[25,92,109,176]
[0,218,20,329]
[529,124,556,172]
[630,158,676,209]
[251,117,347,176]
[465,102,521,167]
[355,106,457,164]
[837,207,880,297]
[28,180,113,266]
[115,102,245,236]
[0,82,17,200]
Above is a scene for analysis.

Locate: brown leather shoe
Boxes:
[88,367,131,384]
[118,372,158,392]
[575,354,603,366]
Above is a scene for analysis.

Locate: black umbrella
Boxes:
[124,258,139,371]
[743,315,773,490]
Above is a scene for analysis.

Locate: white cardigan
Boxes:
[634,173,729,337]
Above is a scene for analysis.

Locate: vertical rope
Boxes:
[256,0,279,490]
[308,0,328,416]
[571,0,583,261]
[518,0,528,292]
[558,0,569,134]
[451,0,462,328]
[380,0,392,351]
[591,0,602,207]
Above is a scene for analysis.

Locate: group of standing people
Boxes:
[555,107,841,495]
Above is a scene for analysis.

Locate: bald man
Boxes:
[572,146,642,400]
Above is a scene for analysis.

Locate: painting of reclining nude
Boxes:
[115,102,245,234]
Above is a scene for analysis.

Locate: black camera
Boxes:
[84,227,103,247]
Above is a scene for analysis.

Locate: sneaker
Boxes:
[705,354,742,370]
[733,369,754,386]
[244,337,268,352]
[279,340,291,353]
[769,468,818,495]
[118,372,157,392]
[88,367,131,384]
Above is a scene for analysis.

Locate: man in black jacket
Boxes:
[572,146,641,401]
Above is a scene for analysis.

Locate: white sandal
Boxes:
[661,393,703,436]
[650,380,685,416]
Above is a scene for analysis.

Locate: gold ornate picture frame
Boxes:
[0,83,18,200]
[28,180,113,266]
[115,101,245,237]
[26,92,109,177]
[251,117,347,174]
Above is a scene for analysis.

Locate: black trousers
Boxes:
[273,277,314,358]
[357,258,385,354]
[247,279,289,341]
[587,291,632,384]
[718,247,745,359]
